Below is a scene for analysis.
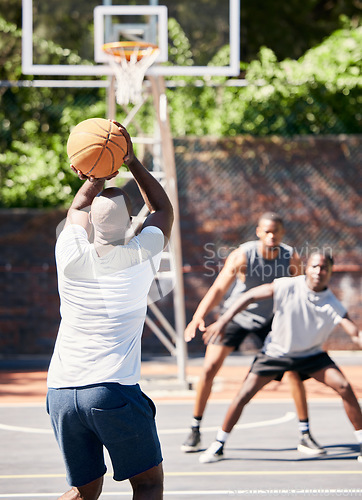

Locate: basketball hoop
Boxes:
[102,41,160,106]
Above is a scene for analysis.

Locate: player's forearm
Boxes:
[216,293,255,328]
[126,156,172,215]
[217,283,274,328]
[290,252,303,276]
[351,333,362,348]
[70,179,105,211]
[339,316,361,347]
[349,328,362,348]
[192,288,226,322]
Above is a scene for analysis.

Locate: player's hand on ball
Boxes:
[70,165,88,180]
[70,164,119,182]
[111,121,135,166]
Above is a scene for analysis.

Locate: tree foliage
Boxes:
[3,0,361,65]
[166,19,361,136]
[0,13,361,207]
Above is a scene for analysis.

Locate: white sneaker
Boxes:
[199,440,224,463]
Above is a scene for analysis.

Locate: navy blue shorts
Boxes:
[250,351,338,381]
[212,319,273,350]
[46,383,163,487]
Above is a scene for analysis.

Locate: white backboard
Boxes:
[22,0,240,77]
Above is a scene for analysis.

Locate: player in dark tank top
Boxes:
[182,212,325,457]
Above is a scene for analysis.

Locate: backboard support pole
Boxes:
[148,74,188,386]
[107,74,116,120]
[107,72,188,387]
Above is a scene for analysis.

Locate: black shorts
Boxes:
[212,318,273,350]
[250,351,338,381]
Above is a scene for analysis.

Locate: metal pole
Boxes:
[107,75,116,120]
[148,75,188,386]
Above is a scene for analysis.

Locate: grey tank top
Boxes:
[222,240,294,330]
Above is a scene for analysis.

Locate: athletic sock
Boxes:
[354,429,362,444]
[298,419,309,435]
[191,416,202,429]
[216,428,230,444]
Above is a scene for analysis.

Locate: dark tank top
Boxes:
[222,240,293,330]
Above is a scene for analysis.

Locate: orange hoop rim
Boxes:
[102,41,159,61]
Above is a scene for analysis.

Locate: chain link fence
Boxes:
[174,135,361,266]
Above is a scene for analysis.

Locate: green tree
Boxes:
[0,13,361,207]
[165,20,361,136]
[2,0,361,65]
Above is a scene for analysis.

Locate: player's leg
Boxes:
[199,371,274,463]
[58,477,104,500]
[286,371,308,419]
[182,320,251,452]
[47,388,107,500]
[313,365,362,428]
[129,463,164,500]
[194,343,234,416]
[223,371,274,432]
[286,371,325,455]
[312,365,362,461]
[181,343,233,452]
[95,384,163,489]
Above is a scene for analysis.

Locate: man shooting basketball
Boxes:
[47,122,173,500]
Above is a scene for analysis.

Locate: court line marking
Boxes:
[1,470,362,480]
[0,423,52,434]
[0,494,362,499]
[1,487,362,498]
[160,411,296,434]
[0,411,295,435]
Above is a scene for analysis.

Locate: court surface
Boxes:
[0,352,361,499]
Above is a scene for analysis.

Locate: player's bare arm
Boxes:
[119,122,174,242]
[339,315,362,349]
[65,178,107,235]
[184,249,247,342]
[289,250,303,276]
[202,283,274,344]
[65,165,121,235]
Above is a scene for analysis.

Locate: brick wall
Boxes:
[0,135,361,360]
[0,209,64,356]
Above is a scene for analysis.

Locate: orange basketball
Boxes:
[67,118,127,178]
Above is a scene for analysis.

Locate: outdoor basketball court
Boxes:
[2,2,360,499]
[1,353,361,499]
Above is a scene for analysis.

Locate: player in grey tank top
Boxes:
[199,252,362,464]
[182,212,325,457]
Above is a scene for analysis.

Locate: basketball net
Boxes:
[103,42,160,106]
